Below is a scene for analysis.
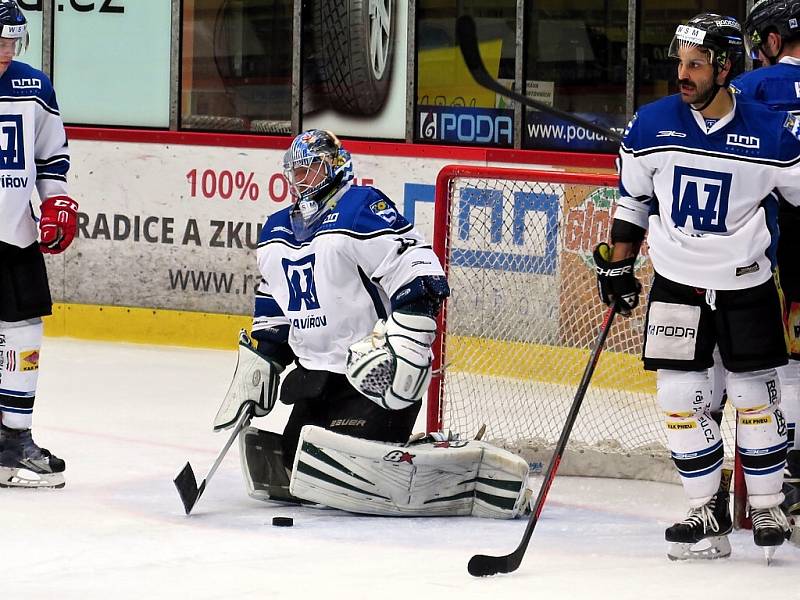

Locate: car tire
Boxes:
[308,0,395,116]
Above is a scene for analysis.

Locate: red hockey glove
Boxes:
[39,195,79,254]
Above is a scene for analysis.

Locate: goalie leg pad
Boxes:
[239,426,305,504]
[289,425,529,518]
[727,369,787,509]
[657,369,722,507]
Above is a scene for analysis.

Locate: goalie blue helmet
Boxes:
[283,129,354,241]
[0,0,27,56]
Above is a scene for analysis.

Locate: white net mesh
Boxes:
[432,169,737,482]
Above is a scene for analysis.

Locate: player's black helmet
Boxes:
[744,0,800,59]
[668,13,744,72]
[0,0,28,56]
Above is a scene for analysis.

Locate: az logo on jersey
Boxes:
[671,167,731,233]
[0,115,24,170]
[282,255,321,311]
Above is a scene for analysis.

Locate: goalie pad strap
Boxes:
[288,425,530,519]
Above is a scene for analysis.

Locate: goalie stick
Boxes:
[174,405,253,515]
[468,303,618,577]
[455,15,622,144]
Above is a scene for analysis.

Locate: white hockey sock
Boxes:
[0,319,43,430]
[777,361,800,451]
[657,369,722,507]
[728,369,786,509]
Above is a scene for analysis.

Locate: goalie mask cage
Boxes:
[427,165,742,490]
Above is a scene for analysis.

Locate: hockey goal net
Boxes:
[427,165,739,485]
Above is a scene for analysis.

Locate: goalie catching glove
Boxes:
[593,242,641,316]
[213,330,284,431]
[346,311,437,410]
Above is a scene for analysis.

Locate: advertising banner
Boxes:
[302,0,408,139]
[51,0,172,127]
[524,110,625,153]
[48,140,479,316]
[417,105,514,147]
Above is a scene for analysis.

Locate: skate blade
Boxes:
[764,546,777,566]
[667,536,731,561]
[0,466,65,489]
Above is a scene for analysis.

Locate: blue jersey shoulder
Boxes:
[325,185,410,235]
[259,205,295,244]
[623,93,800,161]
[0,61,56,107]
[622,95,689,150]
[257,185,411,245]
[731,63,800,112]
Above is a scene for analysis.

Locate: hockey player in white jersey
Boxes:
[730,0,800,521]
[594,14,800,561]
[215,129,529,518]
[0,0,76,489]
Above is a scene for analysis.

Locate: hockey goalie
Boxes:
[212,129,530,519]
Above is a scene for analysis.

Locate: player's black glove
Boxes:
[593,243,641,316]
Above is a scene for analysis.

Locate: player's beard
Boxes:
[677,77,717,109]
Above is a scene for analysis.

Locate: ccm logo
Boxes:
[726,134,760,149]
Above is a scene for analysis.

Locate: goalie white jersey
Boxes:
[616,94,800,290]
[0,60,70,248]
[253,184,444,372]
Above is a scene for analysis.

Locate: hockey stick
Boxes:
[468,303,618,577]
[174,404,253,515]
[455,16,622,143]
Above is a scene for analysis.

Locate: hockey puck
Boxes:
[272,516,294,527]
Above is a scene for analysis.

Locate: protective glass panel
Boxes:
[415,1,517,147]
[181,0,293,134]
[522,0,627,152]
[53,0,171,127]
[302,0,409,139]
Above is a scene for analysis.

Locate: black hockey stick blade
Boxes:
[468,304,618,577]
[455,15,621,143]
[468,551,520,577]
[174,462,207,515]
[174,405,253,515]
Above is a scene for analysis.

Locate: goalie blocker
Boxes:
[241,424,530,518]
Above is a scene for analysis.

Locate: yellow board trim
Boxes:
[44,304,656,394]
[44,303,250,349]
[447,335,656,394]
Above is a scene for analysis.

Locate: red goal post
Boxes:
[426,164,745,520]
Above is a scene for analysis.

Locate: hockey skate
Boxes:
[751,506,790,564]
[665,490,732,561]
[0,426,65,489]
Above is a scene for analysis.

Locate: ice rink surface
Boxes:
[5,338,799,599]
